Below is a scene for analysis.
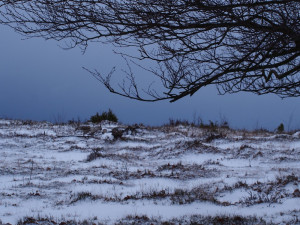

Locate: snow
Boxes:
[0,120,299,224]
[180,153,224,164]
[217,188,250,204]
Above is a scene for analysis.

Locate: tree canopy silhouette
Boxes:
[1,0,299,102]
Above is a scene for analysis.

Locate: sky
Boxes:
[1,25,300,130]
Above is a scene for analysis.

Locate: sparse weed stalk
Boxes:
[86,148,103,161]
[204,130,226,142]
[17,216,56,225]
[17,214,268,225]
[115,214,267,225]
[28,159,34,185]
[70,192,97,204]
[252,127,270,135]
[21,120,35,125]
[17,216,105,225]
[170,187,220,205]
[168,118,191,127]
[167,117,231,131]
[68,117,82,129]
[52,112,67,125]
[156,162,215,180]
[276,174,299,185]
[122,186,221,205]
[115,215,153,225]
[225,176,297,206]
[242,191,286,206]
[122,185,220,205]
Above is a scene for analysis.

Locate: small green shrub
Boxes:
[277,123,284,133]
[90,109,118,123]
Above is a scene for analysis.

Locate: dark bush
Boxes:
[276,123,284,133]
[90,109,118,123]
[112,127,124,139]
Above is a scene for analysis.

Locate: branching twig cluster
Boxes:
[0,0,299,101]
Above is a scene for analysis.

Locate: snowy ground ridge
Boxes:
[0,119,299,224]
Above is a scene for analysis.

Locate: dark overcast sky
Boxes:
[1,25,300,130]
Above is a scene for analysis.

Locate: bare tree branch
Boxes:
[1,0,299,102]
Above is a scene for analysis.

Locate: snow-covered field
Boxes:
[0,119,299,224]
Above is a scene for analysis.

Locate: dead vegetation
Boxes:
[16,214,270,225]
[0,119,300,224]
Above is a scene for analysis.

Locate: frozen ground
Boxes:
[0,119,299,224]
